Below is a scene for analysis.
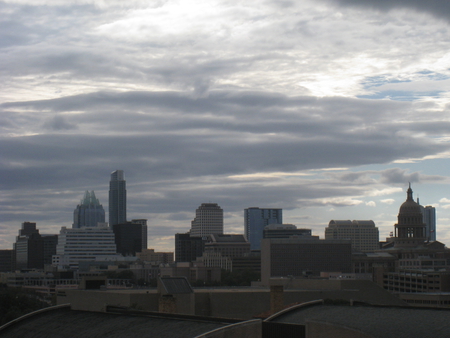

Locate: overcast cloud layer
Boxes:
[2,0,450,251]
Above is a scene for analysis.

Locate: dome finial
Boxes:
[407,183,413,201]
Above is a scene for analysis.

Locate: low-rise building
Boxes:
[137,249,174,264]
[261,237,352,285]
[204,234,251,259]
[382,269,450,293]
[263,224,316,240]
[160,262,221,284]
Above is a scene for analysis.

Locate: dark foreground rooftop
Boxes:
[270,303,450,338]
[0,306,233,338]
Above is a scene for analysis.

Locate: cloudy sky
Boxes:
[2,0,450,252]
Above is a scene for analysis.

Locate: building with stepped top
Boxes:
[52,225,119,270]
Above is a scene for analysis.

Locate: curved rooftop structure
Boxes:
[267,301,450,338]
[0,305,238,338]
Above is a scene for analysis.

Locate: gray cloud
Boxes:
[380,168,421,185]
[324,0,450,22]
[42,115,77,131]
[1,91,448,195]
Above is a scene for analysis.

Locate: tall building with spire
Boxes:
[73,191,105,228]
[109,170,127,226]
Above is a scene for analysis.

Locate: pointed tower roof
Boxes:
[80,191,101,206]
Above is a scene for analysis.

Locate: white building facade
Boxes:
[52,225,120,270]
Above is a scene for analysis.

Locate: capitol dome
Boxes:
[398,185,422,217]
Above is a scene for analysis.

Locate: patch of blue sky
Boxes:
[361,71,449,93]
[357,90,443,101]
[415,70,450,81]
[360,75,411,90]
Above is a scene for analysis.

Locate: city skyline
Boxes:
[1,178,445,253]
[2,1,450,252]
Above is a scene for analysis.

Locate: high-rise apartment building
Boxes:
[325,220,379,252]
[190,203,223,238]
[109,170,126,226]
[244,207,282,251]
[73,191,105,228]
[419,203,436,242]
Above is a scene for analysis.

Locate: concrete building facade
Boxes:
[204,234,251,259]
[382,269,450,293]
[137,249,174,264]
[325,220,379,252]
[261,238,352,284]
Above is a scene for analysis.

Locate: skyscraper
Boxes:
[109,170,126,226]
[190,203,223,238]
[423,206,436,241]
[244,207,282,251]
[418,199,437,242]
[73,190,105,228]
